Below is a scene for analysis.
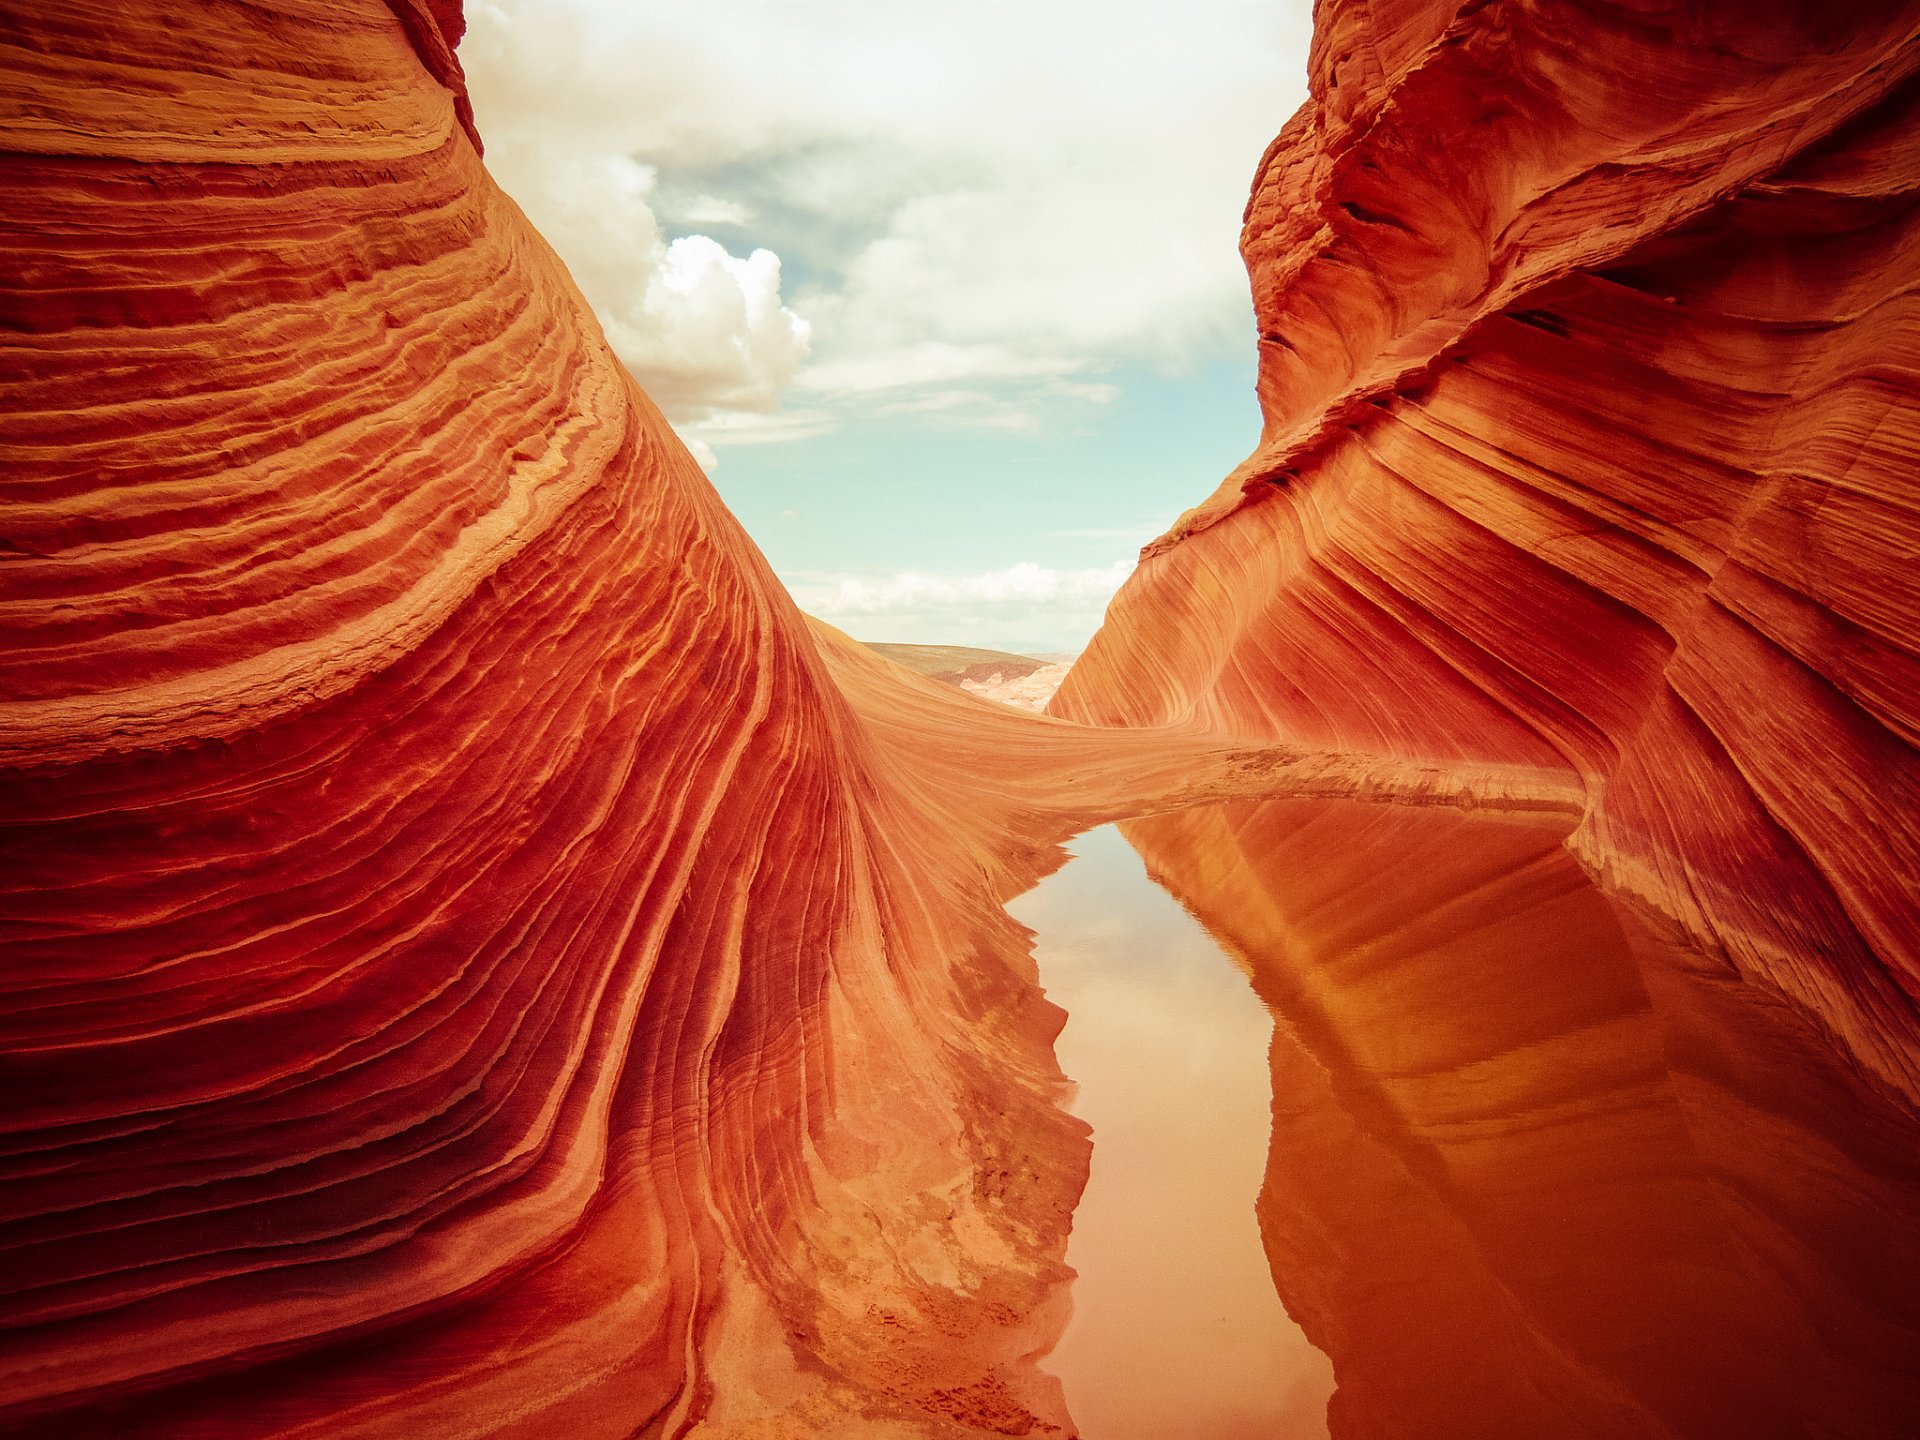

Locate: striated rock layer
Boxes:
[1055,0,1920,1105]
[1053,1,1920,1436]
[0,6,1127,1434]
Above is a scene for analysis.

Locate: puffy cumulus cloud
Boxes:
[793,166,1253,410]
[462,0,1312,440]
[681,436,719,473]
[610,235,810,417]
[787,561,1134,650]
[465,38,808,424]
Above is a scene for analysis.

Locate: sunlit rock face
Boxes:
[1054,0,1920,1105]
[0,6,1094,1434]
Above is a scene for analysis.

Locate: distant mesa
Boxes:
[863,642,1076,711]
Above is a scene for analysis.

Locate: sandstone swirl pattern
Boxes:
[1056,0,1920,1105]
[1052,2,1920,1436]
[0,5,1108,1434]
[6,1,1920,1438]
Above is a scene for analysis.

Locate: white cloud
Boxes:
[680,194,755,226]
[678,434,719,472]
[794,341,1082,400]
[799,561,1130,614]
[466,100,808,425]
[679,406,838,449]
[606,234,810,417]
[787,560,1133,649]
[462,1,1312,441]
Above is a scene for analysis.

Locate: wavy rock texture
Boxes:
[8,0,1920,1437]
[1052,1,1920,1435]
[1055,0,1920,1104]
[0,6,1122,1434]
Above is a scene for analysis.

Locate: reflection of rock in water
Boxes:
[1010,825,1334,1440]
[1120,799,1920,1440]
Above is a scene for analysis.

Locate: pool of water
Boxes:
[1008,824,1335,1440]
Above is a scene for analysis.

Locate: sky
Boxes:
[463,1,1314,652]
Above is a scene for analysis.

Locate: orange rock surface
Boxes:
[0,6,1111,1433]
[2,4,1502,1432]
[1055,0,1920,1106]
[6,0,1920,1436]
[1050,1,1920,1435]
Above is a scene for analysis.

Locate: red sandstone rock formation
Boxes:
[8,0,1920,1436]
[1052,2,1920,1435]
[0,7,1109,1434]
[1056,0,1920,1106]
[2,6,1469,1431]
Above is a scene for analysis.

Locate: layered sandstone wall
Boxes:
[1054,0,1920,1108]
[0,6,1097,1434]
[1050,4,1920,1435]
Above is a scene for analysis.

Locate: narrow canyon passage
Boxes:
[5,1,1919,1436]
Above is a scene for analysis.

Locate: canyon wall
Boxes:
[1055,0,1920,1107]
[1053,2,1920,1436]
[0,6,1114,1434]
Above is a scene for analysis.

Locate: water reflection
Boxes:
[1009,825,1335,1439]
[1119,797,1920,1440]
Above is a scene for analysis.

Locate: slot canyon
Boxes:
[1,2,1917,1437]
